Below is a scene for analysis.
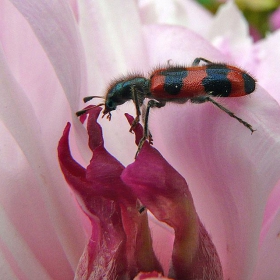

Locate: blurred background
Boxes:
[196,0,280,39]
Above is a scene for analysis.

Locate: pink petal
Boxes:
[58,107,163,278]
[122,118,223,279]
[252,180,280,279]
[77,0,149,163]
[0,0,79,157]
[9,0,87,109]
[207,1,253,65]
[78,0,148,89]
[0,36,83,279]
[138,0,212,36]
[58,114,128,279]
[143,25,225,66]
[270,7,280,31]
[0,0,86,277]
[254,31,280,104]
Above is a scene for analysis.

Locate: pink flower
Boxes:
[1,0,280,279]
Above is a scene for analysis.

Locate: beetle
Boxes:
[77,58,256,155]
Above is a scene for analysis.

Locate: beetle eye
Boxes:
[106,100,115,110]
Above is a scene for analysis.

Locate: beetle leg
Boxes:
[192,57,213,66]
[200,96,256,134]
[136,100,166,158]
[129,86,143,132]
[140,104,153,145]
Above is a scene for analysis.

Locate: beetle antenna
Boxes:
[83,96,105,103]
[76,103,105,117]
[76,109,88,116]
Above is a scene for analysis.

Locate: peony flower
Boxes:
[1,0,280,279]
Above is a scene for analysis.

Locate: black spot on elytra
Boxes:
[202,64,231,96]
[162,69,188,95]
[242,72,256,94]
